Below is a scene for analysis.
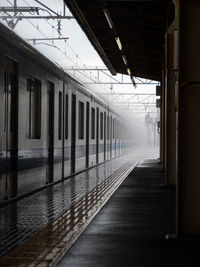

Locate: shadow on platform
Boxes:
[59,159,200,267]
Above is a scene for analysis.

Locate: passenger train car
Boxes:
[0,23,130,203]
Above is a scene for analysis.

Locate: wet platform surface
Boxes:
[59,159,200,267]
[0,147,148,265]
[0,155,131,258]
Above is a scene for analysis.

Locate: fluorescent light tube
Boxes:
[103,9,114,29]
[115,37,122,50]
[126,68,131,75]
[122,55,128,65]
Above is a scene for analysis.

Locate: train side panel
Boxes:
[0,24,128,204]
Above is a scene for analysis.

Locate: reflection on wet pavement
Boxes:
[0,149,145,259]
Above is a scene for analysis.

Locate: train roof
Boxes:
[0,22,126,120]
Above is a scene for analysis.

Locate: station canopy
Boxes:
[64,0,175,82]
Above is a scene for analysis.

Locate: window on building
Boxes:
[58,91,62,140]
[27,77,41,139]
[79,101,84,139]
[91,107,95,139]
[100,112,103,140]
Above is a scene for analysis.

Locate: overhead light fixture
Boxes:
[122,55,128,65]
[115,37,122,50]
[103,9,114,29]
[126,68,131,75]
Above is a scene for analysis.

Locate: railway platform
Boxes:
[0,147,146,266]
[59,159,200,267]
[1,147,198,267]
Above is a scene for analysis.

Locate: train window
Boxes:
[107,115,109,140]
[110,116,112,140]
[118,122,119,139]
[100,112,103,140]
[113,118,115,139]
[27,77,41,139]
[58,91,62,140]
[91,107,95,139]
[104,112,106,140]
[65,95,68,139]
[115,119,116,139]
[78,101,84,139]
[116,120,118,139]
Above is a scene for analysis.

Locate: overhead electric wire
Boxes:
[4,0,108,91]
[34,0,60,17]
[23,0,88,68]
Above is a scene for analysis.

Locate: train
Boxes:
[0,23,131,204]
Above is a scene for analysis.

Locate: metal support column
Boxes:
[160,67,166,169]
[165,33,177,186]
[177,0,200,235]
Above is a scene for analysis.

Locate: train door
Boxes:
[110,116,112,158]
[96,107,99,164]
[104,112,106,161]
[107,114,109,160]
[71,94,76,174]
[3,58,18,200]
[86,102,89,168]
[114,119,117,156]
[46,81,54,184]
